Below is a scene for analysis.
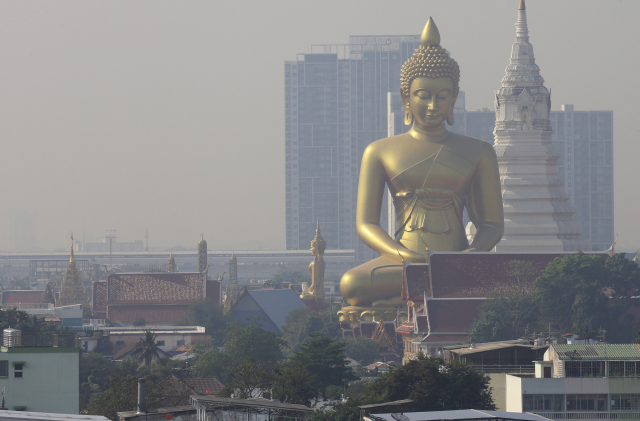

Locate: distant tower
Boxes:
[145,229,149,252]
[198,235,208,273]
[57,235,87,306]
[224,253,240,312]
[492,0,591,251]
[167,253,177,272]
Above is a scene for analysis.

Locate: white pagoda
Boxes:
[492,0,591,252]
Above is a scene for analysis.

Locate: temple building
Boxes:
[223,253,240,312]
[167,253,177,272]
[492,0,591,251]
[57,236,88,307]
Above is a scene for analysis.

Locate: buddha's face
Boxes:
[404,76,456,132]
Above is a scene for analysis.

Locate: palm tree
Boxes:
[132,330,161,368]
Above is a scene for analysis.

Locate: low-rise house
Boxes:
[0,330,80,414]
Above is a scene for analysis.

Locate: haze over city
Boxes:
[0,0,637,252]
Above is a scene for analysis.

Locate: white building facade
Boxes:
[492,2,591,252]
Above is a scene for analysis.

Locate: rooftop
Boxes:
[0,410,108,421]
[370,410,552,421]
[552,344,640,360]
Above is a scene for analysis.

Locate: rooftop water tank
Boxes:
[3,327,22,348]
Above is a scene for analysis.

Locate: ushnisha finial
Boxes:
[519,0,525,10]
[316,219,321,235]
[420,17,441,47]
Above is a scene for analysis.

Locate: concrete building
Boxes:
[0,332,79,413]
[285,35,422,263]
[490,344,640,419]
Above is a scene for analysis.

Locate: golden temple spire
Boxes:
[420,17,441,47]
[519,0,526,10]
[69,233,75,263]
[168,253,177,272]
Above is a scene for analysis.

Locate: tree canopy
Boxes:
[468,252,640,343]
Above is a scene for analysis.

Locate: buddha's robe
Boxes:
[340,131,504,307]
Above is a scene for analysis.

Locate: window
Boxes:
[564,361,605,377]
[116,341,124,345]
[177,340,185,347]
[0,361,8,377]
[611,395,640,411]
[156,341,165,346]
[523,395,564,412]
[566,394,607,411]
[14,363,23,378]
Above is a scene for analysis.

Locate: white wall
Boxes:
[0,349,79,414]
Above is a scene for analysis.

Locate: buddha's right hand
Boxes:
[396,248,427,263]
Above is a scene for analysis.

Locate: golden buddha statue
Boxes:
[338,18,504,324]
[301,221,326,302]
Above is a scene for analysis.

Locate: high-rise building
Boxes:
[285,36,421,263]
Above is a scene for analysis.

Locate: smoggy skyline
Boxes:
[0,0,638,252]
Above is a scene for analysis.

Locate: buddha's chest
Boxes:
[384,144,478,194]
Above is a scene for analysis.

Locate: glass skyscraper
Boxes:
[285,36,421,262]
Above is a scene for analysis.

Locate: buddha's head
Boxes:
[400,18,460,131]
[310,221,326,257]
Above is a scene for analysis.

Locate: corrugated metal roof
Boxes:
[371,409,551,421]
[552,344,640,360]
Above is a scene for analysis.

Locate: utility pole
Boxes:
[105,230,117,269]
[145,229,149,252]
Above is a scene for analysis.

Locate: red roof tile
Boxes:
[92,281,107,312]
[2,290,45,305]
[107,273,207,305]
[185,378,225,395]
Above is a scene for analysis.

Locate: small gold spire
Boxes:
[519,0,525,10]
[420,17,441,47]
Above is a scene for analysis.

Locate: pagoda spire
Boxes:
[58,234,87,306]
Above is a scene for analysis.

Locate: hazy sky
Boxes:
[0,0,638,252]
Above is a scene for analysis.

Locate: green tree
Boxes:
[290,334,356,398]
[190,322,285,384]
[272,270,311,286]
[86,375,189,421]
[219,357,275,399]
[342,337,380,365]
[175,299,230,344]
[79,352,117,411]
[0,308,55,334]
[133,316,146,327]
[281,307,342,355]
[313,355,495,421]
[467,293,539,343]
[273,362,319,406]
[131,330,162,368]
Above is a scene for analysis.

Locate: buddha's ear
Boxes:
[399,87,408,106]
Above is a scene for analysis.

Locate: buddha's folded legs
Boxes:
[340,256,404,307]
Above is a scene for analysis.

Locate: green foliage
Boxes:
[467,293,538,343]
[6,276,30,290]
[290,334,356,397]
[149,357,190,379]
[263,279,282,289]
[281,307,342,355]
[175,299,230,344]
[132,316,146,327]
[131,330,162,368]
[314,355,494,421]
[272,270,311,286]
[86,374,190,421]
[190,322,285,384]
[80,352,117,410]
[468,253,640,343]
[0,308,56,334]
[342,337,380,365]
[272,362,320,406]
[219,357,275,399]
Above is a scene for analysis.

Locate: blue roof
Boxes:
[371,410,551,421]
[246,289,308,333]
